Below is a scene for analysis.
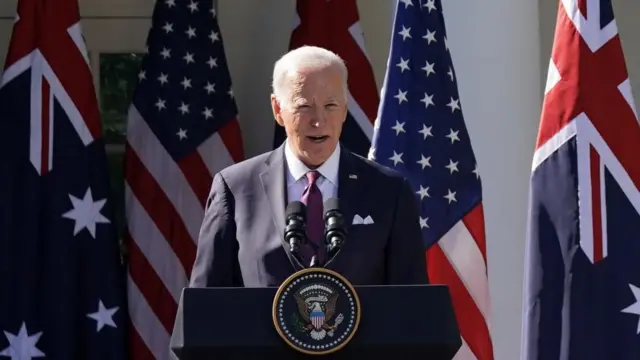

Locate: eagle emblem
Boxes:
[293,285,344,340]
[272,268,360,355]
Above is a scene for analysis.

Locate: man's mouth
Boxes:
[307,135,329,143]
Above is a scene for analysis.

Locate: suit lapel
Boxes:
[323,147,367,270]
[336,148,366,242]
[259,144,300,272]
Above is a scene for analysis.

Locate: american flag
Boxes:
[0,0,128,359]
[521,1,640,358]
[272,0,379,157]
[123,0,244,359]
[369,1,493,359]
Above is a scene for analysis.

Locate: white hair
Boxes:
[271,45,348,106]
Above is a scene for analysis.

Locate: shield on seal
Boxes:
[310,305,325,330]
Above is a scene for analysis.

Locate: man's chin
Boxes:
[299,152,330,168]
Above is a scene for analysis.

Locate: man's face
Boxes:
[271,65,347,168]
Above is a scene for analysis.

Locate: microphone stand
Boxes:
[289,244,306,270]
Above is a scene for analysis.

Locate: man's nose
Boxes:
[310,106,327,128]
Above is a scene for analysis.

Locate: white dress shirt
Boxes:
[284,139,340,203]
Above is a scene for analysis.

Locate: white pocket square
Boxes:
[352,214,374,225]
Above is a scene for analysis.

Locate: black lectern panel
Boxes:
[171,284,461,359]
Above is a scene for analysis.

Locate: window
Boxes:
[99,52,145,240]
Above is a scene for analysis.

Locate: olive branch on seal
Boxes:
[289,313,307,333]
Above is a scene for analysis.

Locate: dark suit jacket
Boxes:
[189,143,429,287]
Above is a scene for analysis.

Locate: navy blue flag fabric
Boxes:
[521,1,640,359]
[0,0,128,359]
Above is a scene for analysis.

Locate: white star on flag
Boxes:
[621,283,640,334]
[87,300,119,332]
[61,187,110,238]
[0,322,45,360]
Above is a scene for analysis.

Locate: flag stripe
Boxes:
[128,319,157,360]
[618,79,638,119]
[29,55,44,173]
[197,131,235,177]
[127,275,171,360]
[46,83,54,170]
[177,150,212,208]
[216,117,245,164]
[598,155,609,260]
[39,58,94,146]
[2,9,35,70]
[38,27,101,139]
[348,22,371,62]
[345,21,378,140]
[590,147,603,262]
[453,338,477,360]
[343,54,378,124]
[347,91,373,140]
[127,105,204,241]
[40,79,50,173]
[320,1,379,122]
[124,146,196,272]
[428,243,493,360]
[532,119,577,171]
[0,52,33,89]
[461,203,488,262]
[126,234,178,332]
[126,184,188,301]
[439,216,491,323]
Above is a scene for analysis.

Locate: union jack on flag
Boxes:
[521,0,640,358]
[272,0,379,157]
[0,0,128,359]
[123,0,244,359]
[370,1,493,359]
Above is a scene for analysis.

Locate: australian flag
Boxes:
[0,0,128,359]
[521,1,640,359]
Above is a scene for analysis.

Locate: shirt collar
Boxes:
[284,139,340,185]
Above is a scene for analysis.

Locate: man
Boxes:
[189,46,428,287]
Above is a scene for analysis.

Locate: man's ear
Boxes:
[271,94,284,127]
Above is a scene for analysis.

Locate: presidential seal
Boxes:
[272,267,361,355]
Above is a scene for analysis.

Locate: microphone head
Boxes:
[323,198,340,217]
[323,197,345,233]
[285,201,306,219]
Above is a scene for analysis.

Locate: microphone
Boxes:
[284,201,307,268]
[323,198,347,261]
